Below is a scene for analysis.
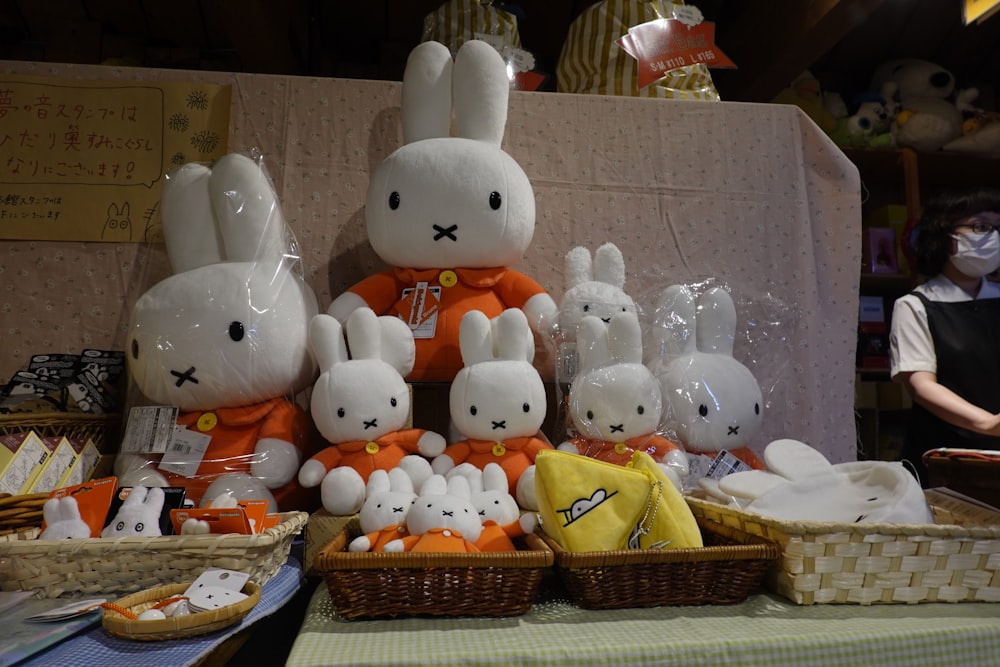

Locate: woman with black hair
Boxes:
[889,188,1000,486]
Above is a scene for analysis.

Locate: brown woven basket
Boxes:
[102,580,261,641]
[0,492,48,535]
[0,412,122,453]
[0,511,306,598]
[315,520,554,620]
[686,490,1000,605]
[539,516,780,609]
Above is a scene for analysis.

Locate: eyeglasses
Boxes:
[954,218,1000,235]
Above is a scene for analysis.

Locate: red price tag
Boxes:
[617,19,736,90]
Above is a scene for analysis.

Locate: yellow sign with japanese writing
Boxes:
[0,75,230,242]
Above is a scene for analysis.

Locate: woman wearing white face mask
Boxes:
[890,189,1000,485]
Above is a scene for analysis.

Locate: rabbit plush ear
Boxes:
[423,474,448,496]
[309,313,349,372]
[576,315,609,373]
[402,40,454,144]
[564,246,593,288]
[592,243,626,290]
[345,308,416,376]
[161,162,223,273]
[209,153,287,264]
[387,467,415,494]
[447,474,472,500]
[648,284,697,360]
[366,469,391,496]
[494,308,533,362]
[696,287,737,356]
[482,462,508,494]
[460,309,494,366]
[607,312,643,365]
[453,39,509,146]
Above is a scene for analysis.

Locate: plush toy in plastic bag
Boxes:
[118,152,320,513]
[558,312,688,489]
[327,39,557,382]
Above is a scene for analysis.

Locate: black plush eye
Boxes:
[470,405,477,416]
[637,405,645,415]
[337,407,345,418]
[130,339,139,359]
[389,191,400,210]
[116,521,124,531]
[489,191,501,210]
[134,523,144,532]
[522,402,530,413]
[754,403,760,415]
[583,304,590,312]
[390,397,397,407]
[699,404,709,418]
[228,321,245,342]
[586,410,594,420]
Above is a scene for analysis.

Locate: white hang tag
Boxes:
[120,405,178,454]
[158,425,212,477]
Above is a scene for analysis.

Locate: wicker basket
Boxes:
[316,519,554,619]
[539,516,780,609]
[102,580,261,641]
[0,511,306,598]
[0,492,48,535]
[686,490,1000,605]
[0,412,122,452]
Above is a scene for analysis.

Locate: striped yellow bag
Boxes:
[422,0,522,54]
[556,0,720,100]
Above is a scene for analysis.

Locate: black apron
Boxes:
[901,291,1000,485]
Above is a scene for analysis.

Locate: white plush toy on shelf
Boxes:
[101,486,165,537]
[432,308,554,510]
[447,462,537,551]
[299,309,446,516]
[646,284,766,480]
[559,312,689,489]
[118,152,320,513]
[347,467,421,553]
[39,496,91,539]
[327,39,557,383]
[383,473,483,553]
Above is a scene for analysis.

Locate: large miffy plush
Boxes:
[327,39,557,382]
[646,284,765,477]
[347,467,419,553]
[118,152,319,512]
[299,309,447,515]
[432,308,553,510]
[559,312,688,489]
[383,473,483,553]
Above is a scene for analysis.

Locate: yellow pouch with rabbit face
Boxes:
[534,449,702,552]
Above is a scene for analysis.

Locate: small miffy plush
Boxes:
[432,308,553,510]
[101,486,165,537]
[384,473,483,553]
[348,467,418,553]
[450,462,536,552]
[327,39,557,382]
[646,284,765,476]
[559,312,688,489]
[118,152,320,513]
[39,496,92,539]
[558,242,637,339]
[298,309,447,515]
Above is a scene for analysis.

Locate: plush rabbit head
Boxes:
[404,473,483,544]
[449,308,546,440]
[40,496,92,539]
[648,284,763,456]
[308,309,415,444]
[127,153,318,411]
[101,486,165,537]
[558,243,637,337]
[365,39,535,270]
[357,467,418,536]
[569,312,662,442]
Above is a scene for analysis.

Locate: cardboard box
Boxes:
[861,227,899,274]
[865,204,910,274]
[0,431,51,495]
[28,435,77,494]
[57,438,103,489]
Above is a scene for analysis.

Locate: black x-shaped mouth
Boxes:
[442,510,454,517]
[433,224,458,241]
[492,420,506,430]
[601,317,612,323]
[364,418,378,430]
[610,423,624,433]
[171,366,199,387]
[392,506,404,514]
[728,425,740,435]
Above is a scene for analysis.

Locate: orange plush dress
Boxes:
[437,435,553,497]
[564,433,684,467]
[306,429,437,482]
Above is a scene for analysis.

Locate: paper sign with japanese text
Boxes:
[617,19,735,90]
[0,75,231,242]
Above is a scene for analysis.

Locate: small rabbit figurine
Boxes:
[559,312,688,489]
[348,467,420,553]
[448,462,537,551]
[118,152,320,512]
[39,496,92,539]
[383,473,483,553]
[646,284,765,476]
[432,308,553,510]
[299,309,446,515]
[101,486,165,537]
[327,39,557,382]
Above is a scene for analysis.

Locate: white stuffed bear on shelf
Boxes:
[298,309,446,515]
[559,312,689,490]
[118,152,320,513]
[432,308,554,510]
[327,39,557,382]
[646,284,765,479]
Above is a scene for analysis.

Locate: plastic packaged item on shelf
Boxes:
[114,151,321,514]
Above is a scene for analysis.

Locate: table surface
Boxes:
[11,558,303,667]
[287,580,1000,667]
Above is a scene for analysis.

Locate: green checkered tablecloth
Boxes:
[287,581,1000,667]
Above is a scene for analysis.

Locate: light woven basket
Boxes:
[686,490,1000,605]
[0,412,121,452]
[0,511,306,598]
[0,492,48,535]
[102,579,261,641]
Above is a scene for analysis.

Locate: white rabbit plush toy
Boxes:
[298,309,446,515]
[39,496,92,539]
[327,39,557,382]
[559,312,689,490]
[384,473,483,553]
[432,308,553,511]
[646,284,766,482]
[557,242,637,345]
[347,467,422,553]
[118,152,320,513]
[447,462,537,551]
[101,486,165,537]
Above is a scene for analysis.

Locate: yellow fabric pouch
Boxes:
[534,449,703,552]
